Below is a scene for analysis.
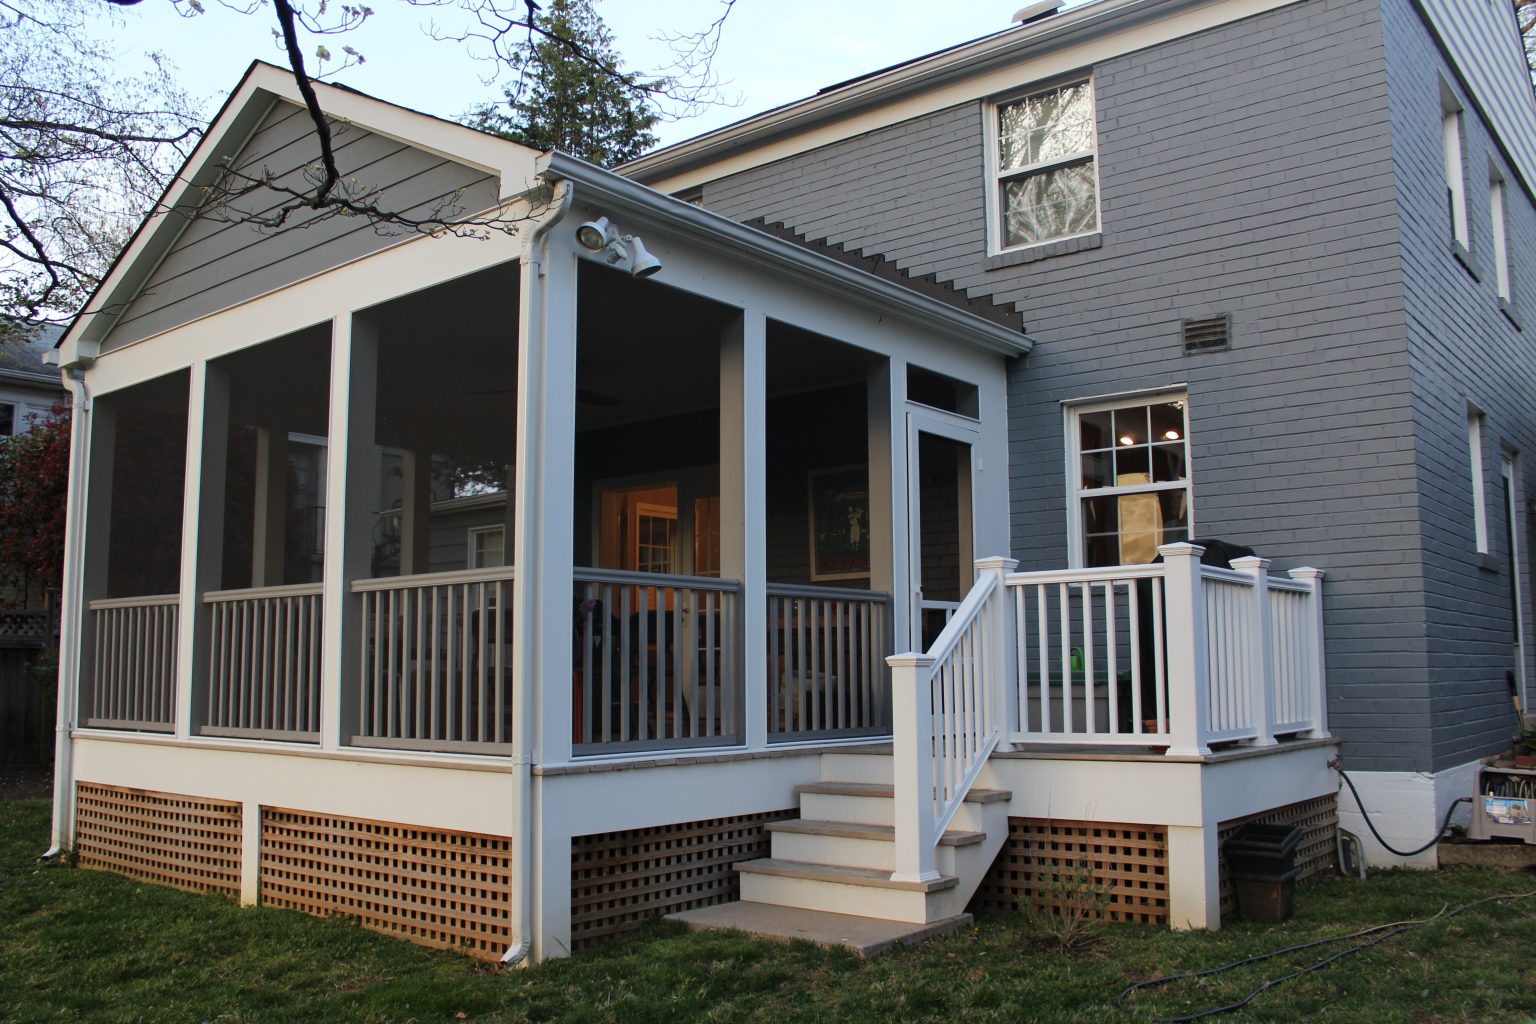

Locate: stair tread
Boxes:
[798,781,1013,804]
[766,819,985,846]
[735,857,959,892]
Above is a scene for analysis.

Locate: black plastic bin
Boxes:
[1224,824,1304,923]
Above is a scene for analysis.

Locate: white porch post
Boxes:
[1288,567,1328,736]
[886,358,911,651]
[889,652,937,882]
[1231,556,1277,746]
[513,238,577,770]
[73,397,116,726]
[1160,542,1211,757]
[399,448,433,576]
[251,424,289,587]
[867,360,896,673]
[1166,818,1222,930]
[720,310,767,749]
[975,556,1018,739]
[175,361,229,738]
[319,314,379,750]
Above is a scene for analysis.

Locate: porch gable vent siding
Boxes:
[1181,315,1231,355]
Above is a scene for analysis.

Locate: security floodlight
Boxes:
[626,236,662,278]
[575,216,615,251]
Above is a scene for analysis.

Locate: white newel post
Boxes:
[1288,567,1327,736]
[1159,543,1210,756]
[975,556,1018,741]
[1231,556,1277,746]
[888,652,937,882]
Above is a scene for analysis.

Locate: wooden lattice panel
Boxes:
[75,782,241,898]
[570,809,796,949]
[1218,793,1337,918]
[972,818,1169,925]
[259,808,513,961]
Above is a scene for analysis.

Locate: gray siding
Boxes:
[705,0,1447,771]
[104,99,498,351]
[1383,0,1536,770]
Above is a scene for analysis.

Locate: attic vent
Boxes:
[1182,315,1231,354]
[1012,1,1062,24]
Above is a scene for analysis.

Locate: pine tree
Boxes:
[469,0,659,169]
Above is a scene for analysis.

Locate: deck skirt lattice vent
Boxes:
[259,808,513,960]
[972,818,1169,925]
[1182,315,1231,354]
[570,808,796,949]
[1217,794,1337,918]
[75,782,241,897]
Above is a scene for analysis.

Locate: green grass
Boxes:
[2,799,1534,1024]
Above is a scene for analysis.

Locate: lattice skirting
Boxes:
[259,808,513,961]
[1218,793,1338,918]
[971,818,1170,925]
[74,782,241,898]
[570,808,797,949]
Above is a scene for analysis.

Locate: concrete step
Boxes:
[818,749,896,785]
[736,858,957,923]
[766,818,983,872]
[667,900,972,957]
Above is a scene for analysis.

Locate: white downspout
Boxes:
[501,178,574,967]
[44,363,93,859]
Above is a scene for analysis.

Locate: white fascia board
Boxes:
[624,0,1305,194]
[540,153,1030,359]
[60,62,541,364]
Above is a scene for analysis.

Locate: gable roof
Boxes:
[59,61,544,366]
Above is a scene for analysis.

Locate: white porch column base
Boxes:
[1166,822,1221,930]
[1335,762,1479,868]
[532,775,574,963]
[240,801,261,906]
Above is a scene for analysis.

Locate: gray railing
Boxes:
[87,594,179,731]
[573,567,742,754]
[353,566,516,753]
[767,583,892,741]
[203,584,323,741]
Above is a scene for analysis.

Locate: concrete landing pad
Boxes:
[667,901,972,957]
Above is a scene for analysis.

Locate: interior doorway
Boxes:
[907,414,976,650]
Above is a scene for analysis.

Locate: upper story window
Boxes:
[1490,166,1512,302]
[1068,393,1191,567]
[994,80,1099,250]
[0,402,13,437]
[1469,404,1489,554]
[1442,87,1469,250]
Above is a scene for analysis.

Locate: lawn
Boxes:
[2,799,1534,1023]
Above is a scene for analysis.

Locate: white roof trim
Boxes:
[540,153,1030,358]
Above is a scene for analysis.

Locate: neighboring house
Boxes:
[41,0,1528,965]
[0,323,65,438]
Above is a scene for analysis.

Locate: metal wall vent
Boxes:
[1182,315,1231,354]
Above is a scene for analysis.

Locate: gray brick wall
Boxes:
[1382,0,1536,770]
[700,0,1506,772]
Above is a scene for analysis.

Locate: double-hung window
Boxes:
[1069,395,1192,567]
[994,80,1099,250]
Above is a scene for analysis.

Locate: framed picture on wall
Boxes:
[809,465,871,581]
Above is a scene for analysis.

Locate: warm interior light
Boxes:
[1164,430,1181,441]
[1119,435,1135,446]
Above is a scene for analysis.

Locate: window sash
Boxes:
[993,80,1098,251]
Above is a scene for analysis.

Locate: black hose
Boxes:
[1117,891,1536,1022]
[1335,764,1471,858]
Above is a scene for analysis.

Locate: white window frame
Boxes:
[1443,88,1469,249]
[1065,390,1194,569]
[1469,404,1489,554]
[1490,165,1512,301]
[986,76,1101,255]
[467,524,505,569]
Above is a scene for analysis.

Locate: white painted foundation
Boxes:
[1334,760,1480,868]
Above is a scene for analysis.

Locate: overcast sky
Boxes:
[107,1,1092,151]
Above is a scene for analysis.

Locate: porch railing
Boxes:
[767,583,893,742]
[352,566,516,753]
[1005,544,1325,754]
[888,557,1014,882]
[573,567,741,754]
[86,594,179,731]
[203,583,323,741]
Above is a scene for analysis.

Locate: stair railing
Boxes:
[889,556,1017,882]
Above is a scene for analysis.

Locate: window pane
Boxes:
[1085,531,1120,568]
[0,403,12,436]
[1149,401,1184,442]
[1152,443,1186,483]
[998,82,1094,169]
[1159,490,1189,533]
[1082,495,1118,534]
[1120,530,1159,565]
[1079,408,1112,451]
[1113,407,1147,448]
[1115,446,1149,485]
[1002,161,1098,247]
[1081,451,1112,489]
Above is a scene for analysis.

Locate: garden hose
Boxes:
[1116,890,1536,1023]
[1333,762,1471,859]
